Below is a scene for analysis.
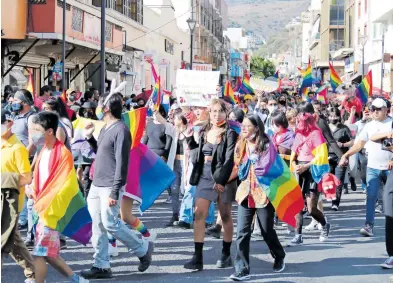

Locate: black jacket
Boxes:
[188,128,238,186]
[318,117,343,159]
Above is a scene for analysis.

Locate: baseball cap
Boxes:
[244,94,253,100]
[372,98,387,108]
[1,109,12,124]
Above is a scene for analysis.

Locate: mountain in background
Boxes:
[227,0,310,52]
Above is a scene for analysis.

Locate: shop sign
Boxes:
[165,39,174,55]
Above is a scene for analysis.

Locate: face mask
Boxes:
[1,124,8,136]
[272,124,279,133]
[31,132,45,148]
[69,95,76,102]
[268,105,277,114]
[279,100,286,106]
[330,118,339,125]
[11,102,22,112]
[95,107,104,120]
[84,111,93,118]
[246,132,257,141]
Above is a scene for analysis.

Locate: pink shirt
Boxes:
[292,131,318,162]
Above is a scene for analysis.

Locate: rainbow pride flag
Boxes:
[126,143,175,213]
[25,70,35,98]
[122,107,147,149]
[309,130,330,183]
[302,87,310,102]
[253,141,304,227]
[33,141,92,245]
[151,76,161,110]
[223,80,239,105]
[317,87,328,104]
[123,107,175,212]
[355,70,372,105]
[240,74,255,95]
[297,67,306,77]
[228,120,241,134]
[329,62,342,91]
[298,60,312,95]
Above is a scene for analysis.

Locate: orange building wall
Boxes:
[1,0,28,39]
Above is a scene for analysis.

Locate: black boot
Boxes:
[205,224,222,239]
[165,213,179,227]
[184,242,203,271]
[80,267,113,279]
[216,241,232,268]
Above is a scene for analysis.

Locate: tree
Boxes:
[250,56,276,78]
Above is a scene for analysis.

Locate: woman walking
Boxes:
[184,99,238,271]
[229,114,286,281]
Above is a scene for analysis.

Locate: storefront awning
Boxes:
[9,69,27,84]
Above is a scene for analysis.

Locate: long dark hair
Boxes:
[244,114,270,154]
[45,97,70,121]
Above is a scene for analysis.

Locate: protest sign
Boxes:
[250,77,279,92]
[176,70,220,107]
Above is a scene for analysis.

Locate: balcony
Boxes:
[92,0,143,25]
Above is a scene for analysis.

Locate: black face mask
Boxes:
[84,111,94,118]
[330,118,339,125]
[279,100,286,106]
[69,95,76,102]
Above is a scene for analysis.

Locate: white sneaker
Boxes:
[304,218,318,231]
[108,242,119,257]
[381,257,393,269]
[24,279,35,283]
[79,276,90,283]
[143,230,157,242]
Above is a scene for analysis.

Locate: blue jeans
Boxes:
[179,186,215,224]
[87,184,148,268]
[18,197,28,225]
[366,168,388,226]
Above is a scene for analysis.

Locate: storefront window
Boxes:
[71,7,83,32]
[105,22,113,42]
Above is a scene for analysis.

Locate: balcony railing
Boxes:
[92,0,143,25]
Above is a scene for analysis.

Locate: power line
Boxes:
[106,5,197,54]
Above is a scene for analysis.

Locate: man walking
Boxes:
[81,93,153,279]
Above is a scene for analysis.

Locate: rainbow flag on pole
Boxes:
[355,70,372,105]
[329,62,342,91]
[317,87,328,104]
[33,141,92,245]
[298,60,312,95]
[273,70,281,91]
[25,70,35,98]
[240,73,255,95]
[223,80,239,105]
[252,141,304,227]
[151,76,161,110]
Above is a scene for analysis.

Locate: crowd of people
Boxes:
[1,83,392,282]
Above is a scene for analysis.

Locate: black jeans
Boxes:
[234,200,285,274]
[82,165,92,199]
[330,161,347,207]
[384,168,393,256]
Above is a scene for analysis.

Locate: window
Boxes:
[330,4,345,25]
[364,24,367,36]
[131,0,143,25]
[71,7,83,33]
[105,22,113,42]
[357,28,361,45]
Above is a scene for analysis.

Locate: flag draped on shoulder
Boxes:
[33,141,92,245]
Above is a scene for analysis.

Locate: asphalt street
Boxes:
[2,190,392,283]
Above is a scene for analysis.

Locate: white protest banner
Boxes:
[250,77,279,92]
[176,70,220,107]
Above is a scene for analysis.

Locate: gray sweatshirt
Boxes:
[88,121,131,199]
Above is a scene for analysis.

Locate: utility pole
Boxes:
[381,25,385,96]
[62,0,66,92]
[100,0,106,95]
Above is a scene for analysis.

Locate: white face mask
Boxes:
[246,132,257,141]
[1,124,8,136]
[268,105,278,114]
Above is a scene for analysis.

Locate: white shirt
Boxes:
[359,117,393,170]
[38,148,52,190]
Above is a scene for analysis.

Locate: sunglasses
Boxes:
[370,107,384,112]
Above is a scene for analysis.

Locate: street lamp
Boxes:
[359,35,367,76]
[187,18,196,70]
